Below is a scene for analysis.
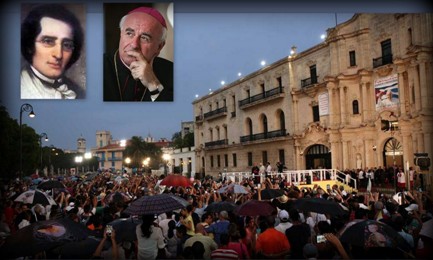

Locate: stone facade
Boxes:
[192,14,433,192]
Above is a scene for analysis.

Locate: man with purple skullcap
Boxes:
[104,5,173,102]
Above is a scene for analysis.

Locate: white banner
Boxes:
[318,92,329,116]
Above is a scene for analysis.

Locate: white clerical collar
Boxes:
[30,65,62,85]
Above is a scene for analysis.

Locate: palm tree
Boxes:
[124,136,162,169]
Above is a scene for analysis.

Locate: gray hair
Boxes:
[119,14,167,43]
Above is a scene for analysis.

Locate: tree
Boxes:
[123,136,162,170]
[171,131,194,149]
[183,132,195,147]
[0,105,39,179]
[0,105,20,179]
[172,131,183,149]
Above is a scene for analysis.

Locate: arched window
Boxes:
[247,118,253,136]
[352,100,359,114]
[279,110,285,131]
[262,115,268,134]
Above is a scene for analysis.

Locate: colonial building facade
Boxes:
[192,14,433,190]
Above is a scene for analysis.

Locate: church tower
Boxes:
[77,135,86,154]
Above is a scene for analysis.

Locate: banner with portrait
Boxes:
[374,74,399,111]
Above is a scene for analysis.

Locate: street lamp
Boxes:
[84,152,92,172]
[75,155,83,175]
[143,157,150,174]
[125,157,131,174]
[39,133,49,170]
[162,153,171,175]
[20,103,35,179]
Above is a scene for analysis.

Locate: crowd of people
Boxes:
[0,170,432,259]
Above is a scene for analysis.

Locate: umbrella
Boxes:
[85,172,99,181]
[160,174,192,187]
[32,178,43,185]
[124,193,189,215]
[104,191,131,204]
[14,189,56,206]
[52,236,100,259]
[107,217,143,242]
[37,180,65,190]
[340,220,411,254]
[234,200,277,216]
[0,218,91,258]
[253,189,284,200]
[292,198,346,216]
[217,183,249,194]
[419,218,433,239]
[205,201,237,213]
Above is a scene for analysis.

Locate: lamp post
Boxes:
[75,155,83,175]
[162,153,171,175]
[142,157,150,174]
[20,103,35,179]
[39,133,49,170]
[84,152,92,172]
[49,146,57,175]
[125,157,131,174]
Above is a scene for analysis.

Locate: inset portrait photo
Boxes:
[20,3,86,99]
[103,3,174,102]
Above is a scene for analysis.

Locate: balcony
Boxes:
[240,129,287,143]
[238,86,284,109]
[107,157,122,161]
[195,115,203,124]
[205,139,228,148]
[373,54,393,68]
[301,76,318,88]
[203,106,227,121]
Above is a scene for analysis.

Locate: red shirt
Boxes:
[255,227,290,256]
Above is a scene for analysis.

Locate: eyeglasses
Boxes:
[36,37,75,52]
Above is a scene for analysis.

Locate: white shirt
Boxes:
[275,221,293,234]
[266,165,272,173]
[397,171,406,184]
[21,65,77,99]
[136,225,165,260]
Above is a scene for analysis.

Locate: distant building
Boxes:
[92,130,172,172]
[169,122,196,178]
[77,136,86,154]
[181,121,194,138]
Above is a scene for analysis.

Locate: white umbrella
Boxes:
[217,183,249,194]
[14,189,56,206]
[420,218,433,239]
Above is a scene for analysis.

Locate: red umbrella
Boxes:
[160,174,192,187]
[234,200,277,216]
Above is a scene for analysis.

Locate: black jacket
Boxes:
[103,50,173,102]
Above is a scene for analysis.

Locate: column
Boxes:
[418,60,430,111]
[326,80,336,127]
[397,66,407,116]
[293,98,299,133]
[339,86,347,127]
[330,141,339,170]
[410,63,421,111]
[417,133,425,152]
[364,139,374,168]
[361,82,368,122]
[342,141,349,170]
